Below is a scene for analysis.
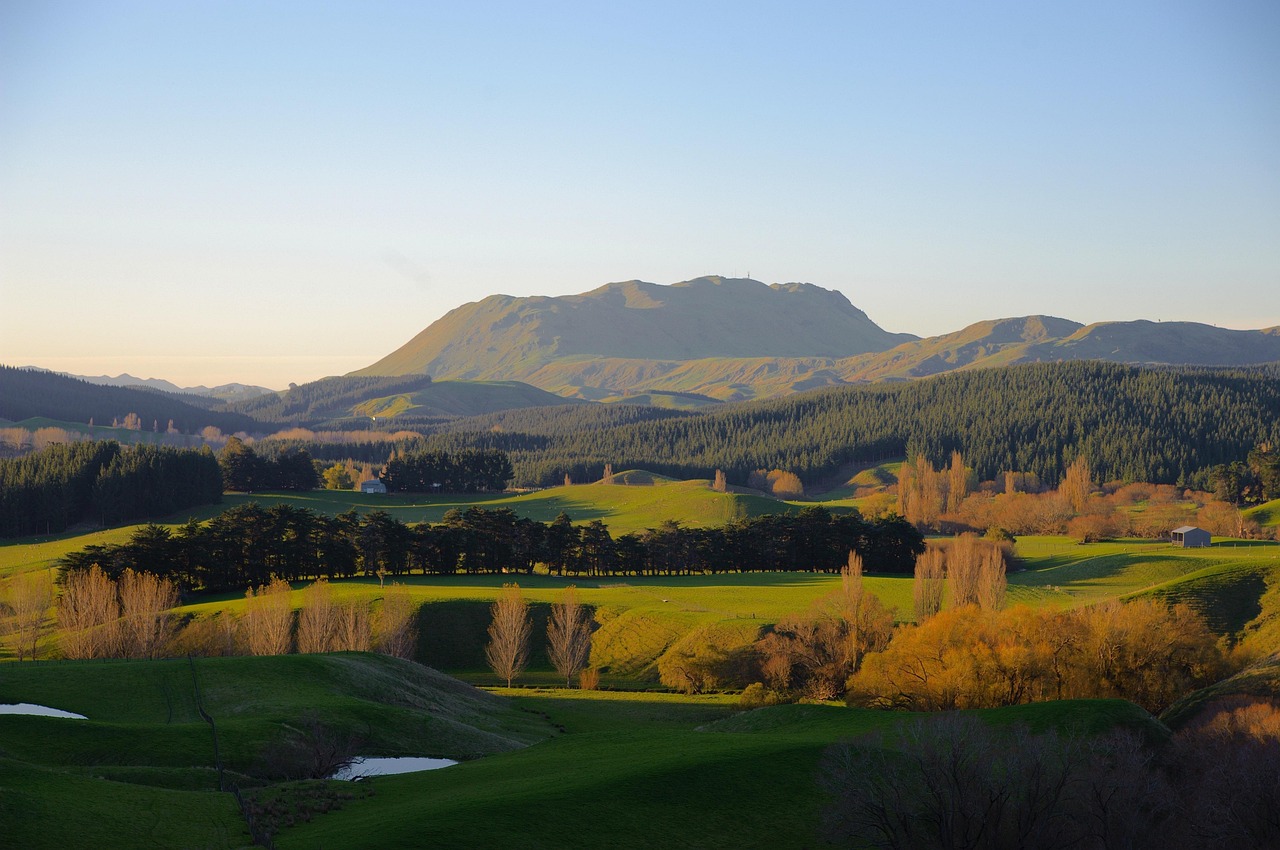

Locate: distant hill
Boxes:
[230,373,581,424]
[20,367,275,402]
[352,380,586,419]
[0,366,263,434]
[356,276,916,382]
[842,317,1280,381]
[355,277,1280,401]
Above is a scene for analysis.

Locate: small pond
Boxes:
[0,703,88,720]
[332,756,458,781]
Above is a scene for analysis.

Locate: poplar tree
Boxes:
[485,583,531,688]
[547,584,592,687]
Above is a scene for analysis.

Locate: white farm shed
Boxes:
[360,479,388,495]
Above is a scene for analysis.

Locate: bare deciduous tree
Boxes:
[485,583,531,688]
[296,578,336,653]
[374,584,418,659]
[4,570,54,661]
[947,450,967,514]
[118,569,178,659]
[947,534,983,608]
[332,600,371,652]
[243,578,294,656]
[976,546,1007,612]
[58,565,120,659]
[547,584,592,686]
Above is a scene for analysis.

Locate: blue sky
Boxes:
[2,1,1277,387]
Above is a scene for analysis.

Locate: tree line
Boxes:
[0,441,223,537]
[6,565,417,663]
[57,503,925,593]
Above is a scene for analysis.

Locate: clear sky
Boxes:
[2,1,1277,388]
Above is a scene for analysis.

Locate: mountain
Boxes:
[356,277,1280,402]
[357,276,917,380]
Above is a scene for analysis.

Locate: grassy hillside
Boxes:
[271,693,1160,850]
[0,653,554,849]
[0,650,1161,850]
[1245,498,1280,529]
[352,380,583,419]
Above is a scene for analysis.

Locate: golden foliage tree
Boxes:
[848,601,1225,713]
[1060,455,1093,514]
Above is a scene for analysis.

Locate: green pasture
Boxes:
[1245,498,1280,529]
[272,692,1159,850]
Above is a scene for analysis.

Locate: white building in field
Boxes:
[360,479,387,495]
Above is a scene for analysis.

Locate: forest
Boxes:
[55,502,925,592]
[0,441,223,537]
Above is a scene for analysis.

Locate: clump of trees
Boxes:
[1210,443,1280,505]
[847,600,1226,714]
[747,469,804,498]
[0,441,222,537]
[380,448,513,493]
[218,437,318,492]
[57,565,178,659]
